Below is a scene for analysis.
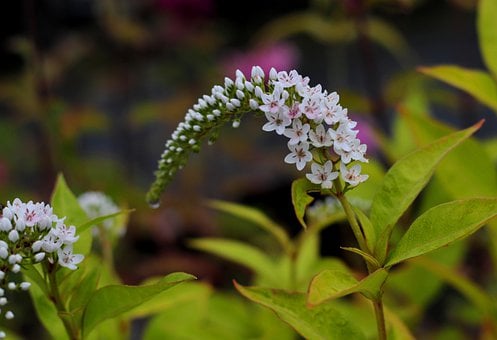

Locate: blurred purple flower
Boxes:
[351,115,379,155]
[221,42,300,79]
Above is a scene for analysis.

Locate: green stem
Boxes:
[334,184,368,253]
[335,184,387,340]
[373,299,388,340]
[47,265,80,340]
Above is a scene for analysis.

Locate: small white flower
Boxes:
[0,297,7,305]
[299,94,322,121]
[262,110,292,135]
[34,252,46,262]
[249,99,259,110]
[259,85,288,114]
[309,124,333,148]
[11,264,20,273]
[283,119,310,145]
[57,245,84,270]
[8,254,21,265]
[0,218,12,232]
[20,282,31,290]
[306,161,339,189]
[5,311,14,320]
[41,233,63,253]
[285,102,302,119]
[284,141,313,171]
[0,248,8,260]
[7,283,16,290]
[329,125,358,153]
[1,207,13,220]
[32,240,43,252]
[8,230,19,243]
[340,163,369,186]
[53,224,79,245]
[251,66,265,81]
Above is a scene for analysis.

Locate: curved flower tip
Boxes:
[147,65,370,202]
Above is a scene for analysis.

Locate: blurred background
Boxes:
[1,0,496,337]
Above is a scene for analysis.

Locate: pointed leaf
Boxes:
[386,198,497,267]
[419,65,497,113]
[82,272,195,338]
[207,200,291,251]
[402,111,497,199]
[307,269,388,306]
[292,178,320,229]
[352,206,376,252]
[78,209,134,233]
[234,282,366,340]
[370,120,483,263]
[28,277,69,340]
[189,238,279,285]
[50,173,92,255]
[478,0,497,78]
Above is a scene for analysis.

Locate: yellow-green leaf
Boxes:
[189,238,279,285]
[370,120,483,263]
[386,198,497,267]
[207,200,291,251]
[82,272,195,338]
[234,282,366,340]
[307,269,388,307]
[291,178,320,229]
[419,65,497,113]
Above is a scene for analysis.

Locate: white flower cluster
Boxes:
[78,191,124,237]
[147,66,369,205]
[0,198,83,335]
[257,68,369,190]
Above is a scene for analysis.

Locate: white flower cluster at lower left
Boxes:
[0,198,84,336]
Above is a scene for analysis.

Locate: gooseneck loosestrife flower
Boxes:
[0,198,83,338]
[147,66,368,206]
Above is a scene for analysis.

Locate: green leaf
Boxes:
[307,269,388,306]
[66,256,102,315]
[419,65,497,113]
[78,209,133,233]
[402,112,497,200]
[82,272,195,338]
[478,0,497,78]
[50,173,92,255]
[352,206,376,252]
[189,238,279,286]
[125,281,212,319]
[207,200,291,251]
[370,120,483,263]
[234,282,366,340]
[28,277,69,340]
[291,178,320,229]
[386,198,497,267]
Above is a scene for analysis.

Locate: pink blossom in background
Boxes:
[221,42,300,79]
[351,115,378,155]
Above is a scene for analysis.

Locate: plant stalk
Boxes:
[335,185,387,340]
[48,265,81,340]
[373,299,388,340]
